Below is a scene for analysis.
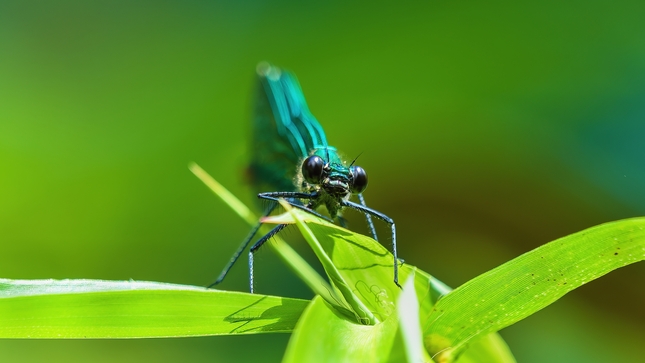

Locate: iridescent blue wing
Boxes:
[248,63,328,195]
[278,68,328,152]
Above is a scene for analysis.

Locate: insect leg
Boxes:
[208,202,278,288]
[336,215,348,228]
[342,200,400,288]
[258,192,331,222]
[247,198,319,293]
[357,193,379,241]
[248,223,288,293]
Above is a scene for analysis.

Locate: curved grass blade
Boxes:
[0,279,308,338]
[189,162,256,225]
[423,217,645,361]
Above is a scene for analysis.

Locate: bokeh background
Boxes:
[1,1,644,362]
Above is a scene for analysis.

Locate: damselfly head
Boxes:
[301,155,367,196]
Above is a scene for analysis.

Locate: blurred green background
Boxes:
[1,1,644,362]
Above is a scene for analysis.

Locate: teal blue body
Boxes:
[248,63,352,217]
[211,63,398,291]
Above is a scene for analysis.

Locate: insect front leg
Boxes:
[258,192,331,222]
[342,200,400,288]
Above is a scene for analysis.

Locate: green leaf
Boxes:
[266,209,515,363]
[264,209,452,321]
[265,232,359,321]
[392,271,434,363]
[283,274,433,363]
[452,333,515,363]
[423,217,645,361]
[191,167,516,362]
[0,279,308,338]
[282,295,400,363]
[278,199,378,325]
[265,209,417,321]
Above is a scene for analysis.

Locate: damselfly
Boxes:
[210,63,398,292]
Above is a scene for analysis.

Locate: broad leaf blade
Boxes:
[283,275,435,363]
[424,217,645,361]
[265,210,448,321]
[267,210,516,363]
[0,279,308,338]
[282,295,400,363]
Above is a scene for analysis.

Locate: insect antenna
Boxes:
[349,152,364,167]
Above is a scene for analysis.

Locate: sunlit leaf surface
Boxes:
[0,279,308,338]
[265,209,516,363]
[423,217,645,361]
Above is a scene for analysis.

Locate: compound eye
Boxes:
[350,166,368,194]
[302,155,324,184]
